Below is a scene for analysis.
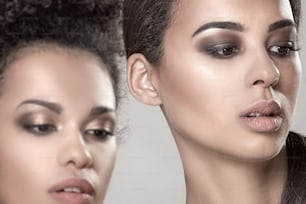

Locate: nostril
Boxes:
[253,80,265,86]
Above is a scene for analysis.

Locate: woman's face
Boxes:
[154,0,301,161]
[0,46,116,204]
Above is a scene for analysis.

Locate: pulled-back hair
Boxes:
[123,0,301,65]
[0,0,123,104]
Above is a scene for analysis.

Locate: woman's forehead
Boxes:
[170,0,294,28]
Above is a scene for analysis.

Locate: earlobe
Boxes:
[127,53,162,106]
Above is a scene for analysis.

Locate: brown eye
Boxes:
[268,42,300,58]
[84,129,114,140]
[205,43,240,59]
[23,124,57,136]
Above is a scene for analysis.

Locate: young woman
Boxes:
[0,0,122,203]
[123,0,305,203]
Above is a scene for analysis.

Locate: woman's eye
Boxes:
[84,129,114,140]
[268,42,300,58]
[23,124,56,135]
[205,43,240,59]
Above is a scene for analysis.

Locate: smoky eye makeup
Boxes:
[196,32,242,59]
[267,29,300,58]
[16,111,57,136]
[83,115,116,141]
[268,28,299,46]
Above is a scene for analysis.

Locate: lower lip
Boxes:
[49,192,93,204]
[240,116,283,132]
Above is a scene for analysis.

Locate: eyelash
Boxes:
[23,124,114,141]
[268,42,300,58]
[23,123,57,136]
[205,43,239,59]
[84,129,114,140]
[204,41,299,59]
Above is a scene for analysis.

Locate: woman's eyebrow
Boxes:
[89,106,115,116]
[192,21,244,37]
[192,19,296,37]
[268,19,296,32]
[17,99,63,114]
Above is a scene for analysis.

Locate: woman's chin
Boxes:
[221,134,286,163]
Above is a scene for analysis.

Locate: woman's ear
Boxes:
[127,53,162,106]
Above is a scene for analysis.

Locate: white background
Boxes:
[105,2,306,203]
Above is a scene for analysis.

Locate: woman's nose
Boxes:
[58,131,93,169]
[247,49,280,88]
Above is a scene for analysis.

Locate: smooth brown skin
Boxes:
[127,0,301,203]
[0,45,117,204]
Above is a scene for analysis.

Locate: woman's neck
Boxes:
[174,136,287,204]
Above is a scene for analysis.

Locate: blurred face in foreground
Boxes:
[0,45,117,204]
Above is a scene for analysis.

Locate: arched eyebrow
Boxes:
[17,100,115,117]
[268,19,296,32]
[192,21,244,37]
[89,106,115,117]
[17,99,63,114]
[192,19,296,38]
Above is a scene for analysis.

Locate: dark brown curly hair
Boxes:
[0,0,123,105]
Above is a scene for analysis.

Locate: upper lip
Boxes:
[240,100,281,117]
[48,178,95,196]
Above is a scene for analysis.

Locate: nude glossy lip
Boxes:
[48,178,95,204]
[239,100,283,132]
